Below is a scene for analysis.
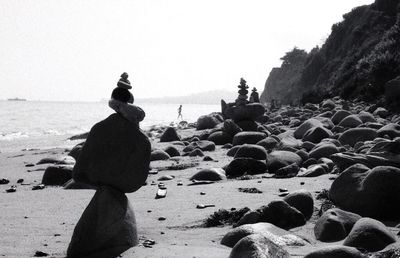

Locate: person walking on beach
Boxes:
[177,104,183,119]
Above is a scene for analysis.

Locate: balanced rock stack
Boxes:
[67,73,151,258]
[222,78,266,131]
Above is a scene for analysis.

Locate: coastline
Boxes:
[0,124,335,258]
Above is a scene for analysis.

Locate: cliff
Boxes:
[261,0,400,105]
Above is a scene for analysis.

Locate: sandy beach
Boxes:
[0,128,337,258]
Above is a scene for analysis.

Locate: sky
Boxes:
[0,0,374,102]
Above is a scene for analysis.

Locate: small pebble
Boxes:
[5,186,16,193]
[25,163,35,167]
[300,182,305,185]
[279,188,288,192]
[0,178,10,185]
[17,179,24,184]
[200,192,206,195]
[158,217,166,221]
[32,184,45,190]
[34,251,48,257]
[147,210,152,213]
[177,181,183,186]
[278,192,289,197]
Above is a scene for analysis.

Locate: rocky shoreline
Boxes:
[1,96,400,257]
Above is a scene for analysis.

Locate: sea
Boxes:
[0,100,220,152]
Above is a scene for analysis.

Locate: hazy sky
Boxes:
[1,0,374,101]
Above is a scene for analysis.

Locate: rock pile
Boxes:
[66,73,151,257]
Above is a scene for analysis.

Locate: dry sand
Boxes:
[0,129,355,258]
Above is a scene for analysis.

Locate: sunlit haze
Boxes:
[0,0,374,101]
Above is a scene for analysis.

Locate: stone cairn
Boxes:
[235,78,249,106]
[221,78,266,131]
[250,87,260,103]
[67,73,151,258]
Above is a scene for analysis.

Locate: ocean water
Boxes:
[0,100,220,152]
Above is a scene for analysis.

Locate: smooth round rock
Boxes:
[338,128,377,147]
[339,115,363,128]
[314,208,362,242]
[256,137,278,151]
[233,132,266,146]
[207,131,233,145]
[267,151,302,174]
[343,218,397,252]
[302,126,332,144]
[229,233,290,258]
[304,246,366,258]
[190,168,226,181]
[332,110,352,125]
[309,144,339,160]
[163,146,180,157]
[42,165,73,186]
[283,190,314,220]
[160,127,181,142]
[150,150,170,161]
[225,158,267,177]
[377,123,400,139]
[234,144,267,160]
[294,118,324,139]
[330,165,400,220]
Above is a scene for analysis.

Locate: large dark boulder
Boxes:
[343,218,397,252]
[207,131,233,145]
[190,168,226,181]
[304,246,367,258]
[330,164,400,220]
[225,158,267,177]
[266,151,302,174]
[377,123,400,139]
[309,144,339,160]
[67,186,138,257]
[225,103,265,122]
[302,126,332,144]
[72,113,151,193]
[42,165,73,186]
[68,142,85,161]
[228,233,290,258]
[332,110,352,125]
[338,115,363,128]
[294,118,324,139]
[160,127,180,142]
[163,145,180,157]
[196,113,223,130]
[234,144,267,160]
[338,128,377,147]
[221,222,307,248]
[183,140,216,152]
[232,132,266,146]
[283,190,314,220]
[258,200,306,230]
[150,150,170,161]
[314,208,362,242]
[223,119,242,136]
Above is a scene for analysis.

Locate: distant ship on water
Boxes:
[7,97,27,101]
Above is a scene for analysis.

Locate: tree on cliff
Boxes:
[280,47,308,67]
